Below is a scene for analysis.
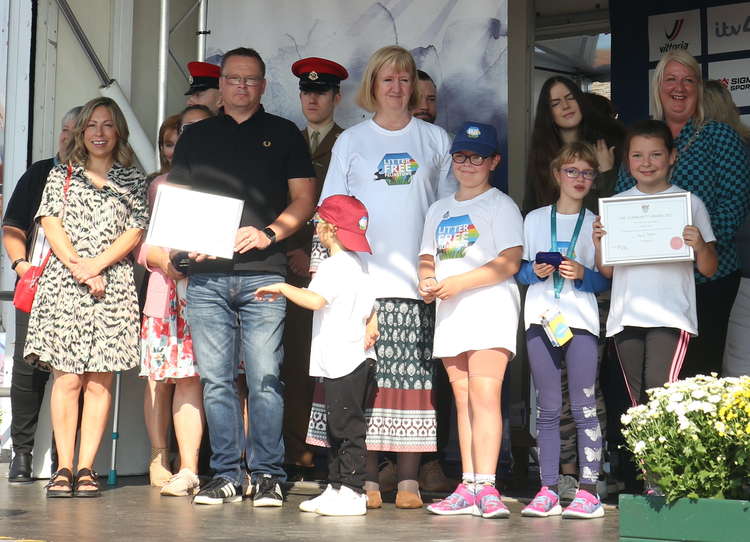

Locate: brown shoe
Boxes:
[366,490,383,509]
[419,459,457,492]
[149,447,172,487]
[395,490,423,508]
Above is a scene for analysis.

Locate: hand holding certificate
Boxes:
[145,184,244,259]
[598,192,693,266]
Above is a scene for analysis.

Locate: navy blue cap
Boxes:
[450,122,499,157]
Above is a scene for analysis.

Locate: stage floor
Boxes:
[0,466,620,542]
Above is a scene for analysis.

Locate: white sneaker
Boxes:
[299,484,338,513]
[317,485,367,516]
[160,469,200,496]
[558,474,579,501]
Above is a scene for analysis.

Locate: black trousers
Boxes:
[324,358,376,493]
[10,309,52,454]
[681,272,740,378]
[614,326,686,406]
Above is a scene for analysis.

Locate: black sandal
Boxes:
[46,468,74,498]
[74,467,101,498]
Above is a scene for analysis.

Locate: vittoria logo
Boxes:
[665,18,684,41]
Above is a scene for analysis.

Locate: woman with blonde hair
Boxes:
[24,96,148,498]
[306,45,456,510]
[616,50,750,378]
[703,80,750,142]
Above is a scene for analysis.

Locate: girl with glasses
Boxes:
[517,142,610,519]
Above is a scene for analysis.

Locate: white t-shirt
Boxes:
[307,251,376,379]
[320,117,457,299]
[606,185,716,337]
[523,206,600,337]
[420,188,523,357]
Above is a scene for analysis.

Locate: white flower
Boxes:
[691,389,706,399]
[634,441,646,454]
[621,414,632,425]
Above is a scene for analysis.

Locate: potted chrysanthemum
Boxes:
[618,374,750,542]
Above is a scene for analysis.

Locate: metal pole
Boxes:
[157,0,170,167]
[197,0,208,61]
[107,372,122,486]
[55,0,111,86]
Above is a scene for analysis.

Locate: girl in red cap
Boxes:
[255,195,378,516]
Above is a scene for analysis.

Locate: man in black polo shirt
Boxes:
[169,47,316,507]
[2,105,81,483]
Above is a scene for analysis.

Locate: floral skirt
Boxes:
[306,298,437,452]
[140,280,198,382]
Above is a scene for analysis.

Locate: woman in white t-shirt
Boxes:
[307,45,456,510]
[594,121,718,408]
[517,142,610,520]
[419,122,522,519]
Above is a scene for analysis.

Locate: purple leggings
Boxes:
[527,324,602,487]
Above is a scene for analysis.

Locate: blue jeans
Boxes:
[187,272,287,484]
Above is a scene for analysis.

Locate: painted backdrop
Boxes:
[205,0,509,190]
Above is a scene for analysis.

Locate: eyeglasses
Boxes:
[561,167,597,181]
[222,75,264,87]
[452,153,489,166]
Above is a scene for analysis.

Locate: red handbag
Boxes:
[13,164,72,313]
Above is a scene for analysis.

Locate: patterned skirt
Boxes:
[140,280,198,382]
[307,298,437,452]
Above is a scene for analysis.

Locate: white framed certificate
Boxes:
[599,192,694,266]
[145,184,244,259]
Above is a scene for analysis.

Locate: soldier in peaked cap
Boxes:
[185,61,221,113]
[281,57,349,478]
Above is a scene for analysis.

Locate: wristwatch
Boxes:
[11,258,27,271]
[262,227,277,244]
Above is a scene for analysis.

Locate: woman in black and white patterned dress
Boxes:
[24,97,148,498]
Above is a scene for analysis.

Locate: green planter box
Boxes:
[619,494,750,542]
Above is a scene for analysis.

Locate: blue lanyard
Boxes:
[551,204,586,299]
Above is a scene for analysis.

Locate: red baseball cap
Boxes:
[317,195,372,254]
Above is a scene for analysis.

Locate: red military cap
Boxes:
[185,61,221,95]
[292,57,348,92]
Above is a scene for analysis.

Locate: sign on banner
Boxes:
[707,3,750,55]
[648,10,701,62]
[708,58,750,108]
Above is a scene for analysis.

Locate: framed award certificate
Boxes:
[598,192,693,266]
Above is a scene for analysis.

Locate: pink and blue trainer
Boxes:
[426,483,477,516]
[521,486,563,517]
[561,489,604,519]
[474,485,510,519]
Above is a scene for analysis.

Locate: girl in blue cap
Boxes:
[419,121,523,518]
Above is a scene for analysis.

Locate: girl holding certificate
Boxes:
[419,122,523,519]
[517,142,610,519]
[594,120,717,408]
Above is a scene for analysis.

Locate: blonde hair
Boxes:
[704,80,750,142]
[356,45,419,112]
[651,50,704,125]
[550,141,599,178]
[64,97,135,167]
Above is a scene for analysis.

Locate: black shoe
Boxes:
[193,477,242,505]
[8,453,33,483]
[252,474,283,507]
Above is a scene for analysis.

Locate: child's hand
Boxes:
[254,283,286,302]
[365,316,380,350]
[533,262,556,279]
[418,276,438,303]
[432,276,464,300]
[595,138,615,172]
[683,225,706,252]
[559,257,584,280]
[592,216,606,246]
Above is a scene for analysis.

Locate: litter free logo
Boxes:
[436,214,479,260]
[374,153,419,185]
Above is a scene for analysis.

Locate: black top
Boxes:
[2,157,56,254]
[169,105,314,275]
